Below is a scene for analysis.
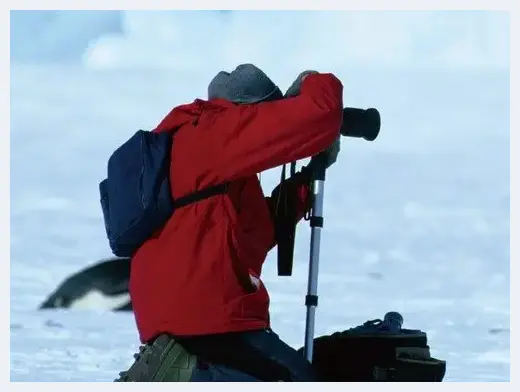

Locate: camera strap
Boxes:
[275,162,298,276]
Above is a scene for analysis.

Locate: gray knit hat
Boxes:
[207,63,283,104]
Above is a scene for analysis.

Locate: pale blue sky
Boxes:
[11,10,509,71]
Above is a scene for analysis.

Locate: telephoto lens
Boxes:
[340,107,381,141]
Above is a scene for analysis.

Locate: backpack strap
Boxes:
[166,126,229,210]
[173,183,229,209]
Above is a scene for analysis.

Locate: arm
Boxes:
[197,73,343,184]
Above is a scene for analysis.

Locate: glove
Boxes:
[309,137,341,170]
[284,70,319,98]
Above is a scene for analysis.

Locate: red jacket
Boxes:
[129,73,343,343]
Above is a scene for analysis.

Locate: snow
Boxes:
[9,10,510,383]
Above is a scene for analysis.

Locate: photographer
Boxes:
[115,64,343,382]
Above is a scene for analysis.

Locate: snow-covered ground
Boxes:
[9,10,510,382]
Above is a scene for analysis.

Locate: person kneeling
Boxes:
[112,64,343,382]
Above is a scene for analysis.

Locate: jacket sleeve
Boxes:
[196,73,343,184]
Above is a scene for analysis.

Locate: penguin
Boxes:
[39,256,133,312]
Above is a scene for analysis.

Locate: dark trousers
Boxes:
[176,329,316,382]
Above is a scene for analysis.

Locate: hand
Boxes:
[284,70,319,98]
[309,137,341,170]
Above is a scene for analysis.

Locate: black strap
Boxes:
[276,163,298,276]
[172,183,229,209]
[156,126,228,210]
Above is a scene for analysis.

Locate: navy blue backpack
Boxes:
[99,129,227,257]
